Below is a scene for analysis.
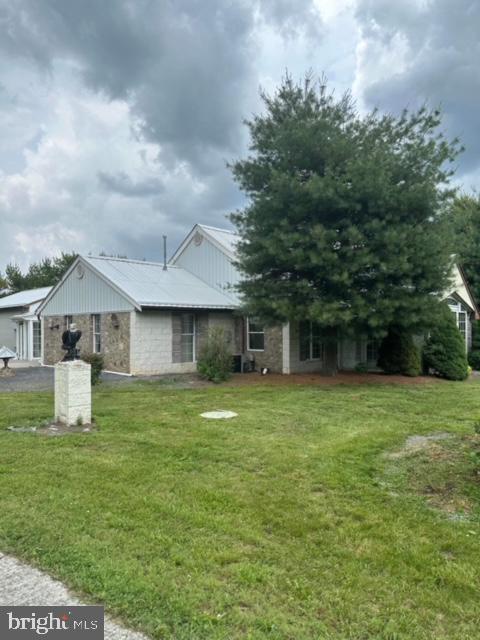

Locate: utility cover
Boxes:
[200,410,238,419]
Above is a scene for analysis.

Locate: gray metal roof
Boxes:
[198,225,239,257]
[83,255,238,309]
[0,286,52,310]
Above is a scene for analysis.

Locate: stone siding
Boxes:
[43,312,131,373]
[245,324,283,373]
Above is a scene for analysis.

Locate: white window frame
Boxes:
[247,318,265,352]
[92,314,101,353]
[180,313,196,363]
[447,298,468,346]
[299,321,324,361]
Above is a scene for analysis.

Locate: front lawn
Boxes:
[0,380,479,639]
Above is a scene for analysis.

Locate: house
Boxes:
[0,287,52,361]
[38,224,478,375]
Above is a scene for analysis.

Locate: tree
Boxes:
[230,75,460,340]
[423,302,469,380]
[450,193,480,302]
[1,253,77,293]
[377,328,421,377]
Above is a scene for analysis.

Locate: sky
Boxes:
[0,0,479,271]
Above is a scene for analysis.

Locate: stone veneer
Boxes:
[43,312,131,373]
[244,324,283,373]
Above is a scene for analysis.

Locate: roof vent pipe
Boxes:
[163,235,168,271]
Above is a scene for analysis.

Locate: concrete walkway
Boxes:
[0,553,149,639]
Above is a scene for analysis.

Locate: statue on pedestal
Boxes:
[61,323,82,361]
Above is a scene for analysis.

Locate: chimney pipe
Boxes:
[163,235,167,271]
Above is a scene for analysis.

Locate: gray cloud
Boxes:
[355,0,480,174]
[98,171,164,198]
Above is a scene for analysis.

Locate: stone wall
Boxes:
[42,312,131,373]
[245,324,283,373]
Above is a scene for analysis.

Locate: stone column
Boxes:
[54,360,92,426]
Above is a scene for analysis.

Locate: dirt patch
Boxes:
[386,433,453,459]
[385,432,479,519]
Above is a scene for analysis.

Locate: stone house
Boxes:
[0,286,51,361]
[38,224,478,375]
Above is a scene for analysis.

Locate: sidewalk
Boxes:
[0,553,149,639]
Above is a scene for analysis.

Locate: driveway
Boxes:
[0,366,135,393]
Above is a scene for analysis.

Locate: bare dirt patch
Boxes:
[385,433,480,519]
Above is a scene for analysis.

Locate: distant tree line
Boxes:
[0,253,77,295]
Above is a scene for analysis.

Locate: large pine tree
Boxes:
[230,75,460,337]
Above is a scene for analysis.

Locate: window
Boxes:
[180,313,195,362]
[247,318,265,351]
[299,321,324,361]
[32,321,41,358]
[92,314,101,353]
[447,298,468,345]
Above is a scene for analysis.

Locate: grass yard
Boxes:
[0,379,479,639]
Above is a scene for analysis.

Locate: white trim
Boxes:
[170,223,237,264]
[37,256,141,316]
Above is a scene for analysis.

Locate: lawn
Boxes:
[0,379,479,639]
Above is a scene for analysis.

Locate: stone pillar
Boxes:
[54,360,92,426]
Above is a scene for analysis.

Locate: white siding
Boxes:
[0,309,17,351]
[339,339,357,370]
[174,234,240,301]
[41,262,134,316]
[130,310,196,375]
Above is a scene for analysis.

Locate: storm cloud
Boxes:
[0,0,478,270]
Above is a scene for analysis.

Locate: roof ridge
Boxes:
[199,224,238,235]
[84,255,180,268]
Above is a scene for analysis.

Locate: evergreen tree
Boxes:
[377,328,421,377]
[1,252,77,294]
[468,319,480,371]
[450,193,480,302]
[230,75,460,337]
[423,303,469,380]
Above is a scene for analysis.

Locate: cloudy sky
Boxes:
[0,0,479,271]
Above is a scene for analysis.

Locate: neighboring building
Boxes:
[0,287,52,361]
[38,224,478,375]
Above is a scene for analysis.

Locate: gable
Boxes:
[40,259,135,316]
[446,264,477,314]
[172,228,240,301]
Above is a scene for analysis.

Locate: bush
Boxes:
[378,328,421,377]
[423,303,469,380]
[468,319,480,370]
[197,327,233,383]
[81,353,104,385]
[354,362,368,374]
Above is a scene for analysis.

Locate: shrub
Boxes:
[197,327,233,383]
[354,362,368,374]
[81,353,104,385]
[468,319,480,370]
[423,303,469,380]
[378,328,421,377]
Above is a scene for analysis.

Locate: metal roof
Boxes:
[0,286,52,310]
[83,255,238,309]
[197,224,239,257]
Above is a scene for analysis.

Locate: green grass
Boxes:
[0,380,479,639]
